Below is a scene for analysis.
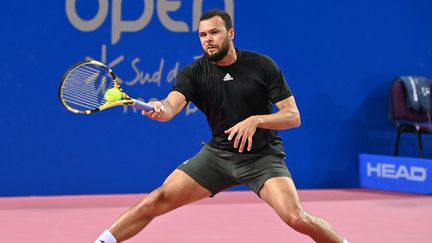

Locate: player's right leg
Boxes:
[106,169,212,242]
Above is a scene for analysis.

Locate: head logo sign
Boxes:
[359,154,432,194]
[66,0,234,45]
[367,163,427,182]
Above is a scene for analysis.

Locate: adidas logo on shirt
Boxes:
[223,73,234,81]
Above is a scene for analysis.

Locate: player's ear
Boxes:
[228,28,234,40]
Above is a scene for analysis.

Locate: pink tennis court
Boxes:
[1,189,430,243]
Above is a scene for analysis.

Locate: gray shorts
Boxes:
[177,145,292,197]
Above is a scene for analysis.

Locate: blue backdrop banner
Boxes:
[1,0,432,196]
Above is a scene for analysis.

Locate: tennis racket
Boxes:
[59,59,153,114]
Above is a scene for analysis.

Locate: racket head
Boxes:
[59,60,131,114]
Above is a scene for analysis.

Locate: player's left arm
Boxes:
[254,96,300,130]
[224,96,300,152]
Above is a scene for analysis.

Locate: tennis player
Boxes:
[95,9,349,243]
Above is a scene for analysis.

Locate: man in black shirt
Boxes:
[95,9,348,243]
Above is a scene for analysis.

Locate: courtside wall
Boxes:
[0,0,431,196]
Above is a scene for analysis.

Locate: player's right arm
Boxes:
[142,91,187,122]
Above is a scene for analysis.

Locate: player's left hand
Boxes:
[224,116,258,153]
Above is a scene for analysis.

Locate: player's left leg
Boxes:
[259,177,345,243]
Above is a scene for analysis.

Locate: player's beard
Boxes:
[205,37,230,62]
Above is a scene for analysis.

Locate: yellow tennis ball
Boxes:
[104,88,122,102]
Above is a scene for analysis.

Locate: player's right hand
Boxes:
[142,100,165,120]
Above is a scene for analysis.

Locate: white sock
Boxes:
[342,239,349,243]
[94,229,117,243]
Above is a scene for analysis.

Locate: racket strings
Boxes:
[62,72,108,109]
[63,76,107,104]
[61,64,115,111]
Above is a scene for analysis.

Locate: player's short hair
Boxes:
[199,9,233,30]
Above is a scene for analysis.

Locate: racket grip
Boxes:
[131,99,154,111]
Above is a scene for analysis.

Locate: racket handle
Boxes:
[131,99,154,111]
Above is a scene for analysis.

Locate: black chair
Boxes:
[390,79,432,157]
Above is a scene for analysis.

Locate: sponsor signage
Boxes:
[359,154,432,194]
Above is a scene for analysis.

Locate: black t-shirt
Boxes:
[172,49,292,154]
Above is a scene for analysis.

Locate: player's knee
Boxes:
[136,187,168,217]
[281,208,310,230]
